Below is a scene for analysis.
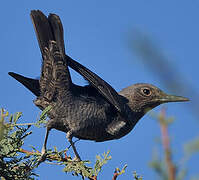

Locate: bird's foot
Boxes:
[39,153,47,162]
[38,147,47,163]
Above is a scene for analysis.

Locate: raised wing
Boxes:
[47,11,124,114]
[10,10,124,114]
[8,72,40,96]
[31,10,72,100]
[66,55,124,113]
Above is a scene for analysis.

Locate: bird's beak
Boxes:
[159,94,189,103]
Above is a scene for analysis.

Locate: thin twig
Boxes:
[112,170,119,180]
[159,108,176,180]
[88,176,97,180]
[19,148,69,162]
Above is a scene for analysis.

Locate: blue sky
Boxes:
[1,1,198,179]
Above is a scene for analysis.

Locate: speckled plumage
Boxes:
[9,10,189,160]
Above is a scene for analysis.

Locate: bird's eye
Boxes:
[141,88,151,96]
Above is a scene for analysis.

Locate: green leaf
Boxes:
[133,171,143,180]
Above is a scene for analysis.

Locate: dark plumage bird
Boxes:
[9,10,189,161]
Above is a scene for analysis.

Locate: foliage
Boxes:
[0,108,126,180]
[184,137,199,158]
[149,109,199,180]
[0,109,37,179]
[133,171,143,180]
[1,106,198,179]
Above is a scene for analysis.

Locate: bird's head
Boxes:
[119,83,189,114]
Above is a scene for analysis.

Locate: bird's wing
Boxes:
[47,13,65,58]
[30,10,72,99]
[47,12,124,114]
[9,10,124,114]
[66,55,124,113]
[30,10,54,57]
[8,72,40,96]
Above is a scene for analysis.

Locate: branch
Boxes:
[89,176,97,180]
[112,170,119,180]
[159,108,176,180]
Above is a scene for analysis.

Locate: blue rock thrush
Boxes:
[9,10,189,161]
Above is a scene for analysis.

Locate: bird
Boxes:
[9,10,189,161]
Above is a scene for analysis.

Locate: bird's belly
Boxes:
[72,121,114,141]
[49,98,112,136]
[73,120,133,142]
[45,96,134,142]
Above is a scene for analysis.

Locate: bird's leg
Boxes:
[39,127,51,162]
[66,132,81,161]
